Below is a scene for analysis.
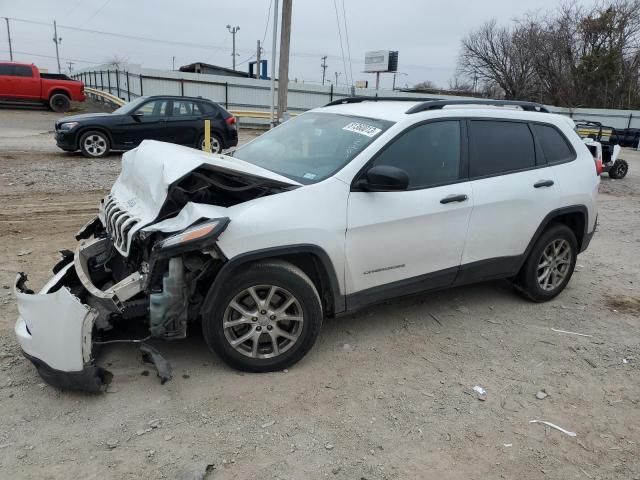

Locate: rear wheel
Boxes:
[515,223,577,302]
[609,159,628,179]
[198,133,223,153]
[49,93,71,112]
[202,260,323,372]
[79,131,110,158]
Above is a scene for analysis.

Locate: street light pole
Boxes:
[335,71,341,88]
[226,24,240,70]
[276,0,292,123]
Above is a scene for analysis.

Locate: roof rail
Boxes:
[325,96,436,107]
[405,99,550,114]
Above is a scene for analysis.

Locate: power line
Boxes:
[83,0,112,25]
[332,0,349,87]
[0,48,102,64]
[341,0,354,87]
[261,0,273,45]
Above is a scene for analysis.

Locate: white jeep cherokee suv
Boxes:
[15,99,599,392]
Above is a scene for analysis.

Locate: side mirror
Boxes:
[359,165,409,191]
[132,112,144,121]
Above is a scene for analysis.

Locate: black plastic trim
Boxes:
[345,267,458,312]
[209,244,345,315]
[22,351,112,394]
[453,256,523,286]
[406,99,550,114]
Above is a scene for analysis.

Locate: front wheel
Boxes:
[202,260,323,372]
[609,159,628,179]
[79,131,110,158]
[515,223,578,302]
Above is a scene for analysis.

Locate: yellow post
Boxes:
[203,119,211,152]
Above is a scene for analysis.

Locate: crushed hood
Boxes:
[101,140,299,255]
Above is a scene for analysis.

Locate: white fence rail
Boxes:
[75,63,640,130]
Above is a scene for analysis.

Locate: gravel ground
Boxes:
[0,105,639,480]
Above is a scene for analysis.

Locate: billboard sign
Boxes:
[364,50,390,72]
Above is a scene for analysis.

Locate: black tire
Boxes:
[79,131,110,158]
[514,223,578,302]
[201,260,323,372]
[197,132,223,154]
[608,159,629,179]
[49,93,71,112]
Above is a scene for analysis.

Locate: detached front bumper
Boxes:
[14,262,112,393]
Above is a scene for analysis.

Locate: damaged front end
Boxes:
[14,141,298,393]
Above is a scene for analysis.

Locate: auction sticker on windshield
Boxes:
[342,122,382,137]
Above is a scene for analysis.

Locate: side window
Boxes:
[532,124,575,164]
[172,100,199,116]
[135,100,168,116]
[469,120,536,177]
[371,121,461,189]
[13,65,33,77]
[0,64,14,75]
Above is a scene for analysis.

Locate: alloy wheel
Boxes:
[83,134,108,156]
[536,239,572,291]
[222,285,304,359]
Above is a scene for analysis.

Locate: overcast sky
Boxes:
[1,0,593,90]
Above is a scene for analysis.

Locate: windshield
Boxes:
[112,97,149,115]
[233,112,394,184]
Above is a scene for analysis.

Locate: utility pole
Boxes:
[335,71,341,87]
[66,61,74,74]
[276,0,292,124]
[4,18,12,61]
[321,55,328,85]
[172,56,175,70]
[269,0,279,127]
[226,24,240,70]
[53,20,62,73]
[255,40,261,79]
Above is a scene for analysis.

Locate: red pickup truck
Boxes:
[0,62,85,112]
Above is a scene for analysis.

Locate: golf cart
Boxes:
[575,120,629,179]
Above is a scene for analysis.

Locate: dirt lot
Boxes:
[0,104,639,480]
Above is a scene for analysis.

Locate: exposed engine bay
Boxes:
[14,141,298,393]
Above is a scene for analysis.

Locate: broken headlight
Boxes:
[156,218,229,253]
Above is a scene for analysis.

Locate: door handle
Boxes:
[534,180,554,188]
[440,194,468,204]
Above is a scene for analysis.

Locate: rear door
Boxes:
[345,120,473,300]
[162,99,204,146]
[459,119,559,278]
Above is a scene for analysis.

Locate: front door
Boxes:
[114,98,170,148]
[345,120,473,306]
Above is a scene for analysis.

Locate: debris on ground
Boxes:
[106,439,119,449]
[473,385,487,401]
[174,462,214,480]
[16,250,32,257]
[140,344,172,384]
[551,328,593,338]
[325,443,335,450]
[261,420,276,428]
[535,390,548,400]
[529,420,577,437]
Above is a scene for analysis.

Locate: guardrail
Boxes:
[84,87,125,107]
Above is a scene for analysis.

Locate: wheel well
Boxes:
[48,89,70,100]
[76,127,113,149]
[218,251,341,317]
[548,211,586,250]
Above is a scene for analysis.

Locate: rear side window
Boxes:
[13,65,33,77]
[0,64,14,75]
[533,124,575,163]
[469,120,536,177]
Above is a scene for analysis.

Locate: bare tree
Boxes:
[413,80,438,90]
[459,20,538,100]
[104,55,128,69]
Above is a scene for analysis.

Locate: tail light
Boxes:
[225,116,237,129]
[595,156,603,176]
